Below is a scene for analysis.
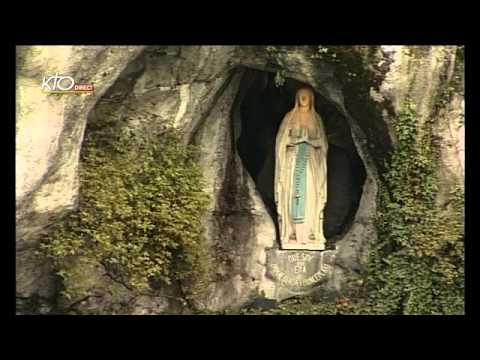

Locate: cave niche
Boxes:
[233,68,366,246]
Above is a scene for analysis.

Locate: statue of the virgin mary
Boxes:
[274,86,328,250]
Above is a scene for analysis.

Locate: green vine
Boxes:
[38,119,212,307]
[239,97,464,315]
[356,99,464,314]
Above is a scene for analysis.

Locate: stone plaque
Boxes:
[266,249,336,298]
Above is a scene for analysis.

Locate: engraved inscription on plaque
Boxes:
[266,249,335,296]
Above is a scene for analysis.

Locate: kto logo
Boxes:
[41,73,94,94]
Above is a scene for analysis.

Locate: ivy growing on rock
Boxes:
[38,118,212,306]
[238,98,464,315]
[356,99,464,315]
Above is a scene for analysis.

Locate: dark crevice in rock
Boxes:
[332,47,396,175]
[215,128,255,246]
[187,67,238,145]
[233,68,366,246]
[81,50,148,151]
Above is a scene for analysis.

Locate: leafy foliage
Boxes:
[274,70,286,87]
[240,98,464,315]
[39,120,211,303]
[239,297,338,315]
[358,99,464,314]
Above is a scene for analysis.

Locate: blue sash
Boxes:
[291,142,309,223]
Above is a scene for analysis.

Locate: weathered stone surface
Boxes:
[378,46,465,204]
[191,69,277,311]
[16,45,464,314]
[16,46,145,304]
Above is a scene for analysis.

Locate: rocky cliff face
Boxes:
[16,46,145,313]
[15,45,464,314]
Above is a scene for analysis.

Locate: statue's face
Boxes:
[297,89,311,107]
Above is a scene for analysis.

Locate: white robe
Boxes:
[274,110,328,250]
